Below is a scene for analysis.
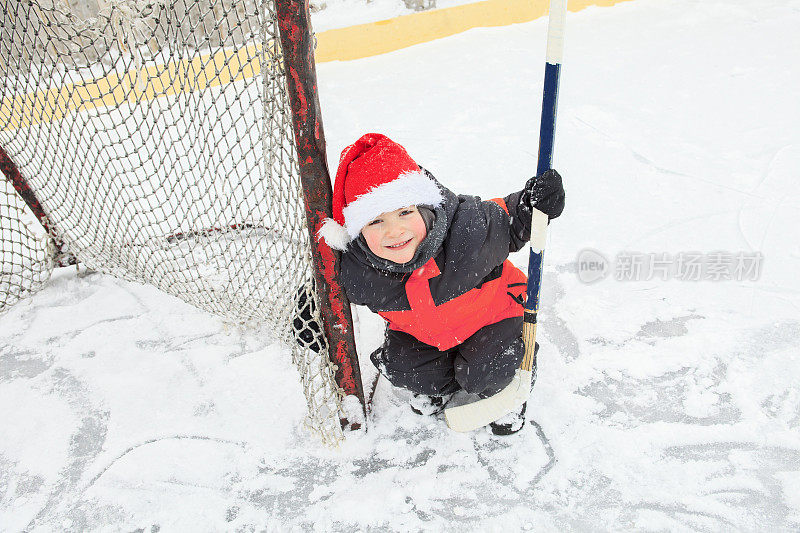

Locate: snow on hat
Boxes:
[318,133,443,250]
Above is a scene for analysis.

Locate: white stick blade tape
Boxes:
[444,369,532,432]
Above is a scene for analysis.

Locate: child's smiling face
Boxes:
[361,205,427,264]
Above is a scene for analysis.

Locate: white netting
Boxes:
[0,0,346,445]
[0,178,56,307]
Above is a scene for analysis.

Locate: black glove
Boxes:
[520,169,565,220]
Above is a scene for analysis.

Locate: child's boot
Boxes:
[488,402,527,435]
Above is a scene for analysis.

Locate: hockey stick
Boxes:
[445,0,567,432]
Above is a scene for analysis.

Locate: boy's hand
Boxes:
[521,169,565,220]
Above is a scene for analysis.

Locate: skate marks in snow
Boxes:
[2,288,114,533]
[346,423,553,527]
[538,269,704,355]
[570,107,760,199]
[635,314,705,342]
[588,314,705,348]
[602,314,705,350]
[737,143,800,267]
[473,420,556,489]
[70,435,251,531]
[575,359,740,427]
[346,384,557,527]
[46,423,553,530]
[527,263,800,529]
[0,346,55,381]
[558,315,800,530]
[0,367,112,532]
[0,271,290,530]
[6,433,254,531]
[646,442,800,532]
[735,143,800,315]
[743,320,800,430]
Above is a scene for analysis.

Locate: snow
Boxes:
[2,0,800,530]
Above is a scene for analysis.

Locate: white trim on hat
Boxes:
[317,170,443,251]
[342,170,443,240]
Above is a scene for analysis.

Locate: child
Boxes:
[319,133,564,435]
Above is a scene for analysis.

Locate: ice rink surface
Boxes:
[2,0,800,530]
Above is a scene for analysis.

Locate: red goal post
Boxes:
[276,0,366,428]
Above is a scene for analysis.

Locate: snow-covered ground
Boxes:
[2,0,800,530]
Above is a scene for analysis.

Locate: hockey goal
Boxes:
[0,0,364,445]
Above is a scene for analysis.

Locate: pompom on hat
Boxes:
[318,133,444,250]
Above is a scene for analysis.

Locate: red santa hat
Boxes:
[318,133,444,250]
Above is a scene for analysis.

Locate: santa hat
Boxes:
[318,133,443,250]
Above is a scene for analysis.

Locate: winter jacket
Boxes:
[340,171,533,350]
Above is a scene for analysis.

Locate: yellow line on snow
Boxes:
[1,0,631,131]
[1,43,270,131]
[315,0,632,63]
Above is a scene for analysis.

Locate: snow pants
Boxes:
[370,316,524,397]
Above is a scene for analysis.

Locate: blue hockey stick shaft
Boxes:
[443,0,568,431]
[521,0,567,372]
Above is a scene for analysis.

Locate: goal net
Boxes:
[0,0,359,445]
